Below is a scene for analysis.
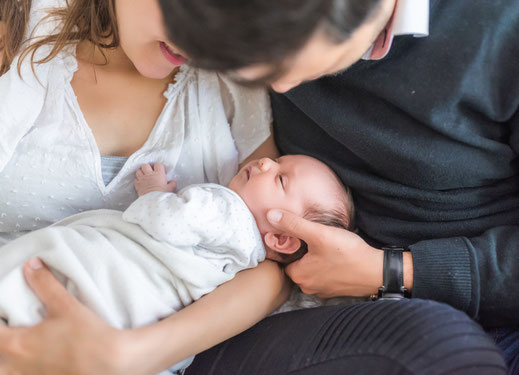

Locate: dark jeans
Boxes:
[487,326,519,374]
[186,299,506,375]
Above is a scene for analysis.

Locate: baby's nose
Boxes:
[258,158,274,172]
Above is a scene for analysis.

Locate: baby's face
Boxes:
[229,155,343,246]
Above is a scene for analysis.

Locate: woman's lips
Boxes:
[159,42,187,66]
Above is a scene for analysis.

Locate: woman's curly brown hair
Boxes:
[0,0,119,76]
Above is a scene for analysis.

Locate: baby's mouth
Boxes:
[246,166,251,180]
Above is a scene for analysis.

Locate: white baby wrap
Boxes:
[0,184,265,371]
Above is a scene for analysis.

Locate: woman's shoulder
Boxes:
[29,0,67,39]
[0,0,71,171]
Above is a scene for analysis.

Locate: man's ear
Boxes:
[264,232,301,254]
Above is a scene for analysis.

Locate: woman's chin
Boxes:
[134,61,177,80]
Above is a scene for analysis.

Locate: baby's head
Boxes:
[229,155,354,264]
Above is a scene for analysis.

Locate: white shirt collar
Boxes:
[392,0,429,37]
[362,0,430,60]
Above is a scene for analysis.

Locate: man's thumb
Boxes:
[266,209,317,244]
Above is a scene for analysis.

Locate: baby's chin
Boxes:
[227,176,239,193]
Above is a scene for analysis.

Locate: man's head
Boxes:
[229,155,354,263]
[158,0,396,91]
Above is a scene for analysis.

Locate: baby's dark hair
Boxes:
[277,183,355,265]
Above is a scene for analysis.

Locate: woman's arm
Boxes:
[0,259,290,375]
[124,260,290,374]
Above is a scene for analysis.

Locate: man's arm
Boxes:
[266,209,519,328]
[410,226,519,327]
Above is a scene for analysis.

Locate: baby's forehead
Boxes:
[281,155,336,180]
[282,155,347,202]
[279,154,326,171]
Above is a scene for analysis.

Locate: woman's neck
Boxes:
[75,41,138,73]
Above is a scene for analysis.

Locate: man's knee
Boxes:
[187,300,507,375]
[334,299,507,374]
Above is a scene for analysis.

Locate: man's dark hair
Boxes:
[159,0,383,74]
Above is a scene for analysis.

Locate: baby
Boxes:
[0,154,353,372]
[134,155,354,264]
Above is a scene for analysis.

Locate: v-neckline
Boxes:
[62,49,191,195]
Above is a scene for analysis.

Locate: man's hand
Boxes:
[134,163,176,196]
[0,259,140,375]
[266,209,387,298]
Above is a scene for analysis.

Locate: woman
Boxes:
[0,0,288,373]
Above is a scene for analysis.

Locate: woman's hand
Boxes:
[0,259,289,375]
[267,209,414,298]
[0,259,139,375]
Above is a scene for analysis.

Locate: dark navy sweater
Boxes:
[271,0,519,328]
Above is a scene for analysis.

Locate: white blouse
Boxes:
[0,0,271,244]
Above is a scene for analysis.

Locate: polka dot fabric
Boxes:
[0,1,271,245]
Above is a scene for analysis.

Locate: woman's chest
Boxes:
[0,106,231,238]
[70,61,171,157]
[0,127,136,235]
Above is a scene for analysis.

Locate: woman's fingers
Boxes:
[23,259,78,317]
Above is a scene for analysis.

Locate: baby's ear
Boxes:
[264,232,301,254]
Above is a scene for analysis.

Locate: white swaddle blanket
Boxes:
[0,184,265,372]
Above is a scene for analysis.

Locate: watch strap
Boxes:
[377,246,410,300]
[383,249,403,294]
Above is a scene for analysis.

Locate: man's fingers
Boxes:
[284,260,300,284]
[23,259,78,317]
[266,209,322,246]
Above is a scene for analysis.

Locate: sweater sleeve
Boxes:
[410,226,519,327]
[412,108,519,328]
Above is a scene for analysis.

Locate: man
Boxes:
[158,0,519,373]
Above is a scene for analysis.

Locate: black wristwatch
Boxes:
[373,245,411,300]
